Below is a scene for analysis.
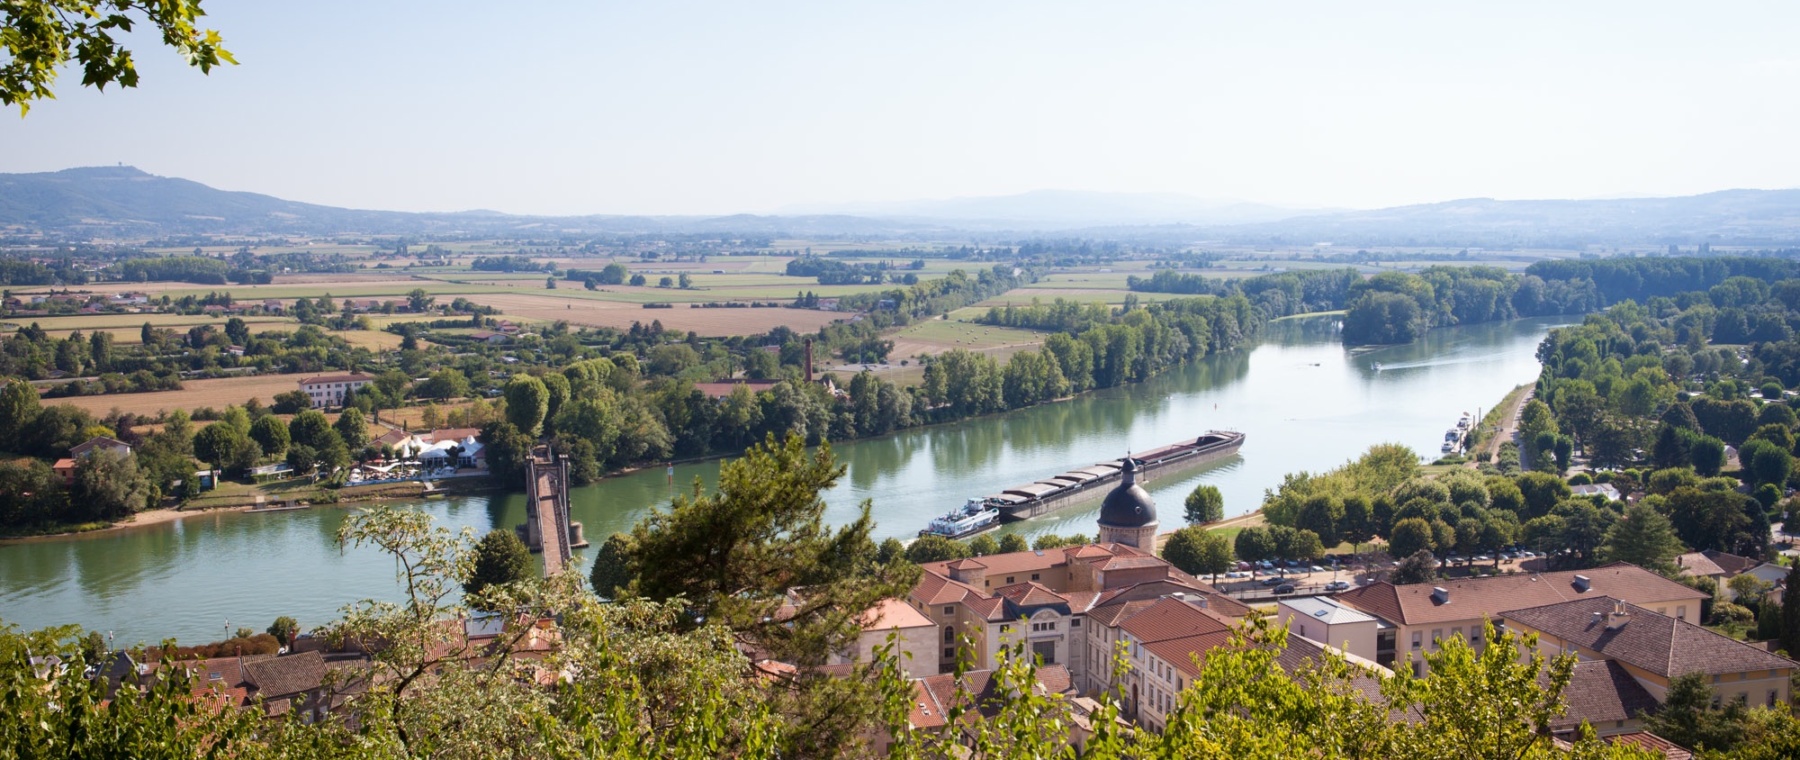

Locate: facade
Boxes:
[1333,562,1708,676]
[1277,596,1380,663]
[836,598,938,677]
[298,373,374,408]
[1503,596,1799,725]
[69,435,132,459]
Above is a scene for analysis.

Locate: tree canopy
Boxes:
[1,0,235,115]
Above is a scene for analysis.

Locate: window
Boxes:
[943,606,954,616]
[1431,629,1443,649]
[1451,627,1463,641]
[1032,621,1058,632]
[1714,674,1722,684]
[1411,632,1422,650]
[944,648,955,659]
[1006,576,1015,584]
[999,624,1011,634]
[944,626,955,643]
[1771,690,1781,708]
[1031,573,1040,581]
[1677,606,1687,621]
[1071,619,1080,628]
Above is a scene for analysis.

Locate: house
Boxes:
[831,598,938,677]
[1503,596,1799,727]
[227,345,246,357]
[70,435,132,459]
[898,666,1077,748]
[298,373,374,409]
[52,458,77,485]
[1276,595,1380,663]
[468,330,510,344]
[1333,562,1709,676]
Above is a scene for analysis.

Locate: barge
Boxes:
[979,431,1245,522]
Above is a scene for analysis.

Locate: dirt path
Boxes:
[1474,385,1533,466]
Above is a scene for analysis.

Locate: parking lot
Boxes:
[1205,549,1548,599]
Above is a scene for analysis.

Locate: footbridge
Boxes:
[518,444,587,574]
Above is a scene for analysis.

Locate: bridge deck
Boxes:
[535,469,568,573]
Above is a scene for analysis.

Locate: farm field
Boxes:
[453,292,848,336]
[50,374,314,417]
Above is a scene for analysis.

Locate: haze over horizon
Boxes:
[4,1,1798,218]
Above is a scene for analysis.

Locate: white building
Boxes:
[299,373,374,408]
[1277,596,1380,663]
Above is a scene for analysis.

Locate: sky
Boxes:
[3,1,1799,216]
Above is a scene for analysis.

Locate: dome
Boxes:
[1097,458,1157,528]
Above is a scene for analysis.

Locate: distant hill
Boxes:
[783,189,1315,228]
[2,167,1798,246]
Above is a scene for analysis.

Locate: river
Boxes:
[0,315,1568,644]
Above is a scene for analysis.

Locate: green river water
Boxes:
[0,314,1568,644]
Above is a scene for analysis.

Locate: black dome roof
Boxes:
[1098,458,1157,528]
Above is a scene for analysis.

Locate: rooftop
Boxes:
[1280,596,1377,626]
[1547,659,1660,730]
[1334,562,1707,626]
[1502,596,1799,679]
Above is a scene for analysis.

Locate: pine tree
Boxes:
[463,529,532,605]
[1599,502,1686,574]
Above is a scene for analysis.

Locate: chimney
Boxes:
[1591,611,1604,627]
[1430,586,1450,604]
[1572,575,1591,593]
[1606,599,1631,630]
[804,338,814,384]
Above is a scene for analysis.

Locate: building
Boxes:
[1276,596,1380,663]
[298,373,374,408]
[1503,596,1799,730]
[834,598,938,677]
[70,435,132,459]
[1333,562,1709,675]
[1096,458,1159,549]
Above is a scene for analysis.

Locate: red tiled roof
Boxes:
[1502,597,1798,679]
[945,558,986,571]
[1700,549,1759,576]
[1548,660,1660,730]
[1606,732,1693,760]
[860,598,933,631]
[299,373,373,385]
[1335,563,1707,626]
[995,581,1070,608]
[1143,631,1234,679]
[1674,552,1727,578]
[1118,597,1233,644]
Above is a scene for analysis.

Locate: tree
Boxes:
[1599,502,1685,574]
[266,616,299,647]
[407,288,434,312]
[1233,525,1275,561]
[1183,484,1224,525]
[69,448,150,520]
[597,263,628,284]
[1163,526,1232,580]
[286,409,335,450]
[1388,517,1435,559]
[1742,438,1793,488]
[627,432,918,665]
[628,272,647,286]
[463,529,532,605]
[503,375,550,437]
[333,407,368,451]
[0,0,235,115]
[284,444,316,476]
[658,276,674,288]
[248,415,289,456]
[271,390,310,414]
[1294,494,1344,547]
[589,532,635,599]
[193,423,243,471]
[1692,435,1727,476]
[998,533,1029,553]
[0,379,41,443]
[967,533,999,556]
[479,421,533,483]
[1643,672,1748,753]
[1391,549,1437,585]
[905,534,971,564]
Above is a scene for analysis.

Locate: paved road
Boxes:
[1473,385,1534,467]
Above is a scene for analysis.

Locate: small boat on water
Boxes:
[920,498,1002,540]
[1373,362,1383,371]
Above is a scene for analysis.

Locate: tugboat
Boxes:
[920,498,1001,540]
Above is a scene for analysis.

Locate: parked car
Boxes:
[1261,576,1285,586]
[1274,584,1296,595]
[1309,565,1327,573]
[1325,580,1350,592]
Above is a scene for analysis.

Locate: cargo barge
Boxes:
[981,431,1245,522]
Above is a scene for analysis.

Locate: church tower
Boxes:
[1096,457,1158,548]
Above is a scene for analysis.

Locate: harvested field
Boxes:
[50,374,310,416]
[452,292,848,336]
[336,330,408,350]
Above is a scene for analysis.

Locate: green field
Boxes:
[893,319,1046,350]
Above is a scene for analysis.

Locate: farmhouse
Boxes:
[298,373,374,409]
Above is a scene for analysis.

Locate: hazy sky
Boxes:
[3,1,1798,216]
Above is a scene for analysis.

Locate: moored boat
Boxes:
[988,431,1246,522]
[920,498,1002,539]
